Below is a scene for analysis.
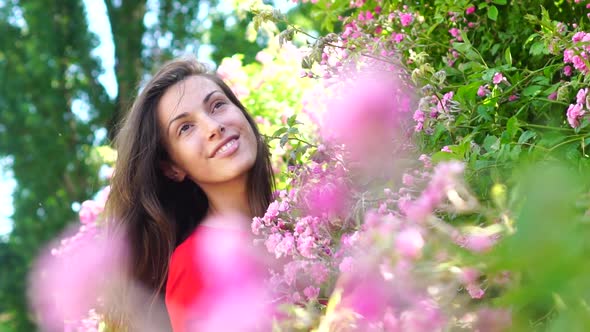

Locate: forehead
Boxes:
[157,75,221,121]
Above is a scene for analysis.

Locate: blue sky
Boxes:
[0,0,295,237]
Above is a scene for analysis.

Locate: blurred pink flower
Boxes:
[303,286,320,300]
[492,72,506,85]
[320,68,411,165]
[448,28,461,39]
[339,256,355,273]
[255,50,273,64]
[29,227,128,331]
[458,233,498,253]
[564,65,573,76]
[78,200,103,224]
[400,300,446,332]
[399,13,414,26]
[441,145,452,153]
[395,228,425,259]
[477,85,490,97]
[466,6,476,15]
[301,177,349,217]
[467,284,485,299]
[475,308,512,332]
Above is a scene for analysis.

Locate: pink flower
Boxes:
[275,233,296,258]
[467,284,485,299]
[492,72,506,85]
[400,300,446,332]
[402,173,414,186]
[264,201,280,221]
[577,88,588,105]
[255,50,273,64]
[563,49,575,63]
[395,228,425,259]
[297,235,316,258]
[567,103,586,128]
[399,13,414,26]
[461,267,480,284]
[303,286,320,300]
[419,154,432,168]
[448,28,461,38]
[564,65,573,76]
[459,233,498,252]
[548,92,557,100]
[320,67,411,165]
[572,31,587,42]
[441,145,452,153]
[339,256,355,273]
[508,94,519,102]
[413,109,425,122]
[572,55,589,74]
[475,308,512,332]
[393,33,405,43]
[301,177,349,217]
[29,227,128,331]
[466,6,476,15]
[310,262,329,284]
[477,85,490,97]
[265,233,283,256]
[78,200,103,225]
[251,217,263,235]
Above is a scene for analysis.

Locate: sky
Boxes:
[0,0,295,237]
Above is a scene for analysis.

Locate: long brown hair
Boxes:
[105,58,274,329]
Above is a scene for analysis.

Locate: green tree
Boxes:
[0,0,264,330]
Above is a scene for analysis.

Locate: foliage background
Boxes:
[4,0,590,330]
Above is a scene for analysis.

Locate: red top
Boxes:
[164,225,263,332]
[165,227,207,332]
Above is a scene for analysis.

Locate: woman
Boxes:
[105,58,275,331]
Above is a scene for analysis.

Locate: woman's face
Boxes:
[157,75,258,186]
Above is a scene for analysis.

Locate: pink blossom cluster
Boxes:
[29,185,115,331]
[252,157,355,303]
[566,87,589,128]
[413,90,459,133]
[563,31,590,75]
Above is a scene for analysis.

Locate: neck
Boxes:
[200,176,251,220]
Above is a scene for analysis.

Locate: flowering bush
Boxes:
[28,0,590,331]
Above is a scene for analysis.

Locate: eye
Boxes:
[211,100,226,113]
[178,123,193,136]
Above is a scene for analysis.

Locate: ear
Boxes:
[159,160,187,182]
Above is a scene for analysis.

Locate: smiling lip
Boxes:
[210,135,240,158]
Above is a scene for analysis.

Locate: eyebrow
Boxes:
[166,90,221,136]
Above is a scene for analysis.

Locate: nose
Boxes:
[202,114,225,140]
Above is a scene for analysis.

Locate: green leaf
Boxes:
[287,114,297,127]
[492,0,507,5]
[477,105,493,122]
[487,5,498,21]
[272,127,288,137]
[453,42,471,54]
[522,85,543,97]
[504,47,512,66]
[518,130,537,144]
[280,134,289,147]
[483,135,500,152]
[530,41,549,56]
[432,150,463,163]
[507,116,519,140]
